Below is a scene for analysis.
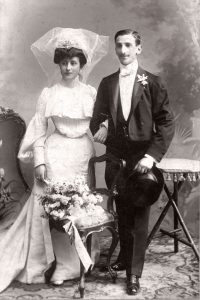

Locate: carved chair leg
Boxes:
[86,234,92,276]
[79,260,85,298]
[107,227,119,282]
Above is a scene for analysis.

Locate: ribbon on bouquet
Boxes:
[63,216,93,272]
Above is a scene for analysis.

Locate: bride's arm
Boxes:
[18,87,48,181]
[88,84,108,144]
[33,88,48,181]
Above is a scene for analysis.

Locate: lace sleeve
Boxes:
[18,88,48,166]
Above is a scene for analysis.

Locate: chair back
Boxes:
[89,153,126,213]
[0,107,30,230]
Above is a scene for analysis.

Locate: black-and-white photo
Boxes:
[0,0,199,299]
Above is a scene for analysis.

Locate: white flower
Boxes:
[49,202,60,209]
[95,194,103,203]
[77,183,90,194]
[48,194,59,201]
[66,184,75,192]
[88,194,98,204]
[72,194,80,201]
[137,74,148,86]
[39,175,106,222]
[82,191,90,201]
[77,197,84,206]
[59,195,71,205]
[50,209,65,220]
[52,185,61,194]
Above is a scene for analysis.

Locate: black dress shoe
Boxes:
[110,261,126,271]
[126,275,140,295]
[99,261,126,272]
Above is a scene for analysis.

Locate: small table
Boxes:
[147,158,200,261]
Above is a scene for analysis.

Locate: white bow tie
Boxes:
[120,69,135,77]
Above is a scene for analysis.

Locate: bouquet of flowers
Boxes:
[39,176,106,226]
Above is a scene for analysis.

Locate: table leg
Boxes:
[167,192,200,261]
[173,181,179,253]
[147,199,171,247]
[161,182,199,261]
[147,180,199,261]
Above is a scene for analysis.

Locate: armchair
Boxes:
[0,107,29,230]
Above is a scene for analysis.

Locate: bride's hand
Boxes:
[93,127,108,144]
[34,164,47,182]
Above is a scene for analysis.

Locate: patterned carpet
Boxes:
[0,235,199,300]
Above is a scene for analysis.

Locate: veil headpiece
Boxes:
[31,27,109,83]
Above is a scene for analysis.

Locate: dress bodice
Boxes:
[44,82,96,120]
[45,82,96,138]
[18,80,96,164]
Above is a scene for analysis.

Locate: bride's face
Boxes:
[59,56,81,81]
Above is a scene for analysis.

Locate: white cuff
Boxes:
[33,146,45,167]
[144,154,157,163]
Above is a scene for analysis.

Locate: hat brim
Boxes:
[124,167,164,207]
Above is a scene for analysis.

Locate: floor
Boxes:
[0,235,199,300]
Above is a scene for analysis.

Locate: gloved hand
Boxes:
[134,155,155,174]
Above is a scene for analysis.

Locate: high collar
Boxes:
[60,75,80,88]
[119,60,138,74]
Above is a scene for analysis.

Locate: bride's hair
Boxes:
[54,47,87,68]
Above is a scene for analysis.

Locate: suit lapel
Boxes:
[109,71,119,129]
[132,66,146,112]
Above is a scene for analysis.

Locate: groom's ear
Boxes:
[136,44,142,55]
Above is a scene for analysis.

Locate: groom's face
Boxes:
[115,34,142,66]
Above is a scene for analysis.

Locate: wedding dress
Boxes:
[0,79,98,292]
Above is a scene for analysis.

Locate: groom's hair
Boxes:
[54,47,87,68]
[114,29,141,46]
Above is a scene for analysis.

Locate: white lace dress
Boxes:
[0,80,98,292]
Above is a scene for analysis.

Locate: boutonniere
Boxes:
[137,74,148,86]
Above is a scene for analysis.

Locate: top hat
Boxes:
[124,166,164,207]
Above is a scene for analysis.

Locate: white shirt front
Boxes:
[100,60,156,163]
[119,60,138,121]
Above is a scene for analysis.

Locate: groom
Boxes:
[90,29,174,295]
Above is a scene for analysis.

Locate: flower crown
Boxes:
[57,39,80,49]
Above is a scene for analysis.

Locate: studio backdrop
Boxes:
[0,0,199,237]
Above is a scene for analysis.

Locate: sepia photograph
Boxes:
[0,0,199,299]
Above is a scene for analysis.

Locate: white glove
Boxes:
[134,154,155,174]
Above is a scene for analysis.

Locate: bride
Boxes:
[0,28,108,291]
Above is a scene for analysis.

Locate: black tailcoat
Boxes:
[90,66,175,276]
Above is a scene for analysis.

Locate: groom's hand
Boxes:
[134,155,155,174]
[93,127,108,144]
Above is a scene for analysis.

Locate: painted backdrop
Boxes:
[0,0,199,237]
